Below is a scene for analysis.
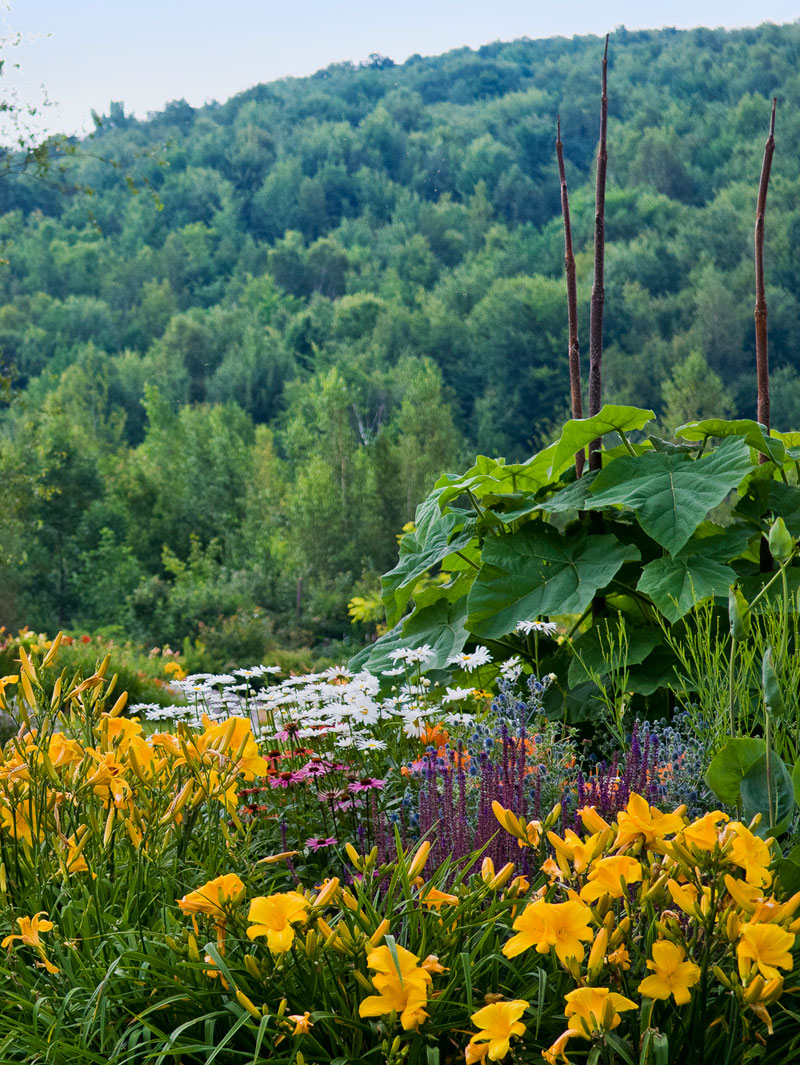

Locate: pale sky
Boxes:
[3,1,799,137]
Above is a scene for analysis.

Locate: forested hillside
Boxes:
[1,22,799,654]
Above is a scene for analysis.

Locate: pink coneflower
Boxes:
[334,797,365,811]
[305,836,337,851]
[347,778,385,793]
[274,722,301,741]
[269,770,307,788]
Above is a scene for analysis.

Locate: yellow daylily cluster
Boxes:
[493,792,800,1061]
[0,653,268,876]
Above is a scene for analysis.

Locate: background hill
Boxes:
[0,23,798,654]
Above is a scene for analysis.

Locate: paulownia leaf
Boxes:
[636,555,736,622]
[348,597,469,675]
[705,737,766,805]
[740,751,795,835]
[586,436,753,556]
[567,622,662,686]
[381,500,476,626]
[400,596,469,670]
[434,446,558,507]
[736,481,800,538]
[677,418,785,465]
[548,404,655,476]
[466,523,640,640]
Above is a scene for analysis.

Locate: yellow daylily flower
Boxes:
[2,912,60,974]
[503,898,593,966]
[738,923,795,981]
[468,999,528,1062]
[727,822,772,887]
[359,944,431,1031]
[681,810,729,852]
[638,940,701,1005]
[246,891,310,953]
[178,873,246,923]
[564,986,636,1038]
[579,854,642,902]
[614,793,685,851]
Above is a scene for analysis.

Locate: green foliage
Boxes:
[5,23,800,649]
[363,410,800,731]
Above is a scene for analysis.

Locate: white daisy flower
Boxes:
[442,686,474,703]
[516,620,558,637]
[447,646,492,671]
[500,656,523,681]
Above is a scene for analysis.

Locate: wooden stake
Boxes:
[556,115,584,477]
[588,35,609,471]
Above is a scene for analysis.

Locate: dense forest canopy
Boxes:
[0,22,799,653]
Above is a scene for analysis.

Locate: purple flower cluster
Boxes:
[575,720,662,820]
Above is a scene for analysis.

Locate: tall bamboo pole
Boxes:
[588,35,609,472]
[755,98,776,439]
[556,115,584,477]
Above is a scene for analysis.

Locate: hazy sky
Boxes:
[4,1,799,137]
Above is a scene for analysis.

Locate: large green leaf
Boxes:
[348,620,405,675]
[549,405,655,476]
[434,446,558,508]
[736,480,800,537]
[348,597,469,675]
[677,418,785,465]
[740,751,795,835]
[586,436,753,556]
[704,737,766,805]
[466,523,640,640]
[774,844,800,894]
[626,647,678,694]
[568,621,662,686]
[400,596,469,670]
[636,555,736,622]
[381,502,476,626]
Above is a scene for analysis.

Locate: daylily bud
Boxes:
[407,840,431,879]
[587,928,608,981]
[714,966,733,989]
[244,954,261,979]
[543,803,562,830]
[726,910,741,942]
[368,918,391,946]
[236,991,262,1019]
[488,862,514,890]
[744,976,766,1005]
[41,631,63,668]
[313,877,340,908]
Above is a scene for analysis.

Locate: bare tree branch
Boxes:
[556,115,584,477]
[588,34,609,472]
